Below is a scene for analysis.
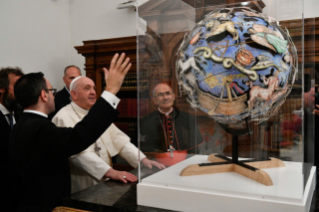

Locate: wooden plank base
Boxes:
[180,164,234,176]
[180,154,285,186]
[233,164,273,186]
[180,163,273,186]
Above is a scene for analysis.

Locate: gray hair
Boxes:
[64,65,81,76]
[152,83,173,97]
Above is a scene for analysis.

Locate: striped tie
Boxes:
[6,114,13,130]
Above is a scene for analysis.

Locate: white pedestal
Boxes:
[137,155,316,212]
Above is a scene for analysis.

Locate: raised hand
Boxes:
[103,53,131,95]
[104,168,137,183]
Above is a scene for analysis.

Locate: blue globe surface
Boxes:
[176,7,297,124]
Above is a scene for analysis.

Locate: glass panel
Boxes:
[302,0,316,190]
[137,0,315,210]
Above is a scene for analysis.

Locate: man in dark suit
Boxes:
[49,65,81,119]
[9,53,133,211]
[0,67,24,211]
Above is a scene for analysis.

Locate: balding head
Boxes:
[63,66,81,90]
[70,77,96,110]
[152,83,175,112]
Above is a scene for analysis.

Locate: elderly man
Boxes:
[56,65,82,112]
[0,67,24,211]
[140,83,203,156]
[49,66,82,120]
[9,53,131,211]
[52,76,165,193]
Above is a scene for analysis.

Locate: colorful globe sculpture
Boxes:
[176,7,297,124]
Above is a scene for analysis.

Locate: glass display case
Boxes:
[136,0,316,211]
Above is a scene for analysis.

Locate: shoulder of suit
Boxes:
[55,87,69,97]
[56,88,65,95]
[18,114,53,129]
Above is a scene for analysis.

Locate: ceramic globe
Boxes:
[176,7,297,124]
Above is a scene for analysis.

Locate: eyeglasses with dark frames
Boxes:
[45,88,57,97]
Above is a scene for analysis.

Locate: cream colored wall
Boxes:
[0,0,140,90]
[68,0,140,74]
[262,0,318,21]
[0,0,71,90]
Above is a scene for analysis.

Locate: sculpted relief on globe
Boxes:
[176,7,297,124]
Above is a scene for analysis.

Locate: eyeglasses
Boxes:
[156,91,173,98]
[45,88,57,97]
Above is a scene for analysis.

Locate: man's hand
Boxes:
[141,158,166,170]
[313,104,319,116]
[103,53,131,95]
[104,168,137,183]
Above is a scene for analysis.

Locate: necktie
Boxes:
[6,114,13,130]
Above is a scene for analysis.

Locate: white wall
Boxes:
[0,0,317,90]
[263,0,318,21]
[68,0,138,74]
[0,0,71,90]
[0,0,140,90]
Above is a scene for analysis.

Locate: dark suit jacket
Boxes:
[140,108,203,154]
[49,87,70,120]
[0,111,19,211]
[9,97,119,211]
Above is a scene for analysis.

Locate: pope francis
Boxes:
[52,76,165,193]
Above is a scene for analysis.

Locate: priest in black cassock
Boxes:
[0,67,24,211]
[140,83,203,154]
[8,53,134,212]
[48,65,81,120]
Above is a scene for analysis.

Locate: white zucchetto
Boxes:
[69,76,83,91]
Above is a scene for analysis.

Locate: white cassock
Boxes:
[52,102,146,193]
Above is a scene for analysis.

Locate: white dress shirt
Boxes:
[23,90,120,117]
[0,103,16,125]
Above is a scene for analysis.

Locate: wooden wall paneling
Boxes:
[280,17,319,64]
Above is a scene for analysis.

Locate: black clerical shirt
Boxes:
[140,108,203,153]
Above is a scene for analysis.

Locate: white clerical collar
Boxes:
[65,86,70,94]
[23,110,48,118]
[71,102,89,116]
[0,103,12,115]
[24,110,48,118]
[158,107,173,116]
